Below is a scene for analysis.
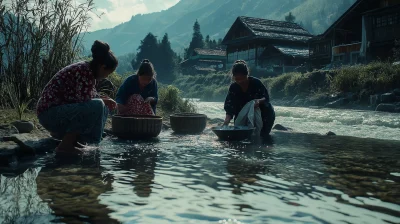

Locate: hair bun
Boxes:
[142,59,150,63]
[234,60,247,64]
[91,40,110,60]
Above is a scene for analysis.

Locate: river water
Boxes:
[0,102,399,224]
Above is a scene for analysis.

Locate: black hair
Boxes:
[137,59,156,78]
[90,40,118,75]
[231,60,249,76]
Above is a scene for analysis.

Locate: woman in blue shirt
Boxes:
[116,59,158,115]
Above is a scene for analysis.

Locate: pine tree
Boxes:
[158,33,176,83]
[205,35,210,48]
[285,12,296,23]
[135,33,159,69]
[185,20,204,59]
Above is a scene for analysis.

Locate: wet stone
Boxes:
[3,133,58,156]
[0,141,19,167]
[0,125,19,139]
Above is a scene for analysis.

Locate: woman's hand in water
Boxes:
[144,97,155,103]
[223,115,232,126]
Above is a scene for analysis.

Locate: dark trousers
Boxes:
[260,103,275,136]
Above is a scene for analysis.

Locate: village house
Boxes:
[309,0,400,69]
[180,48,226,74]
[221,16,313,75]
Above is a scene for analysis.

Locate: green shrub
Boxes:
[264,73,292,98]
[157,85,197,118]
[330,62,400,94]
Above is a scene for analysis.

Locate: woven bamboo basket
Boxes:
[112,115,163,139]
[170,113,207,134]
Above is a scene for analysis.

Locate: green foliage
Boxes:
[263,73,292,98]
[173,73,232,101]
[264,62,400,100]
[157,85,197,117]
[16,99,33,121]
[330,62,400,94]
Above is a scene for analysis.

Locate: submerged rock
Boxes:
[0,141,19,167]
[376,103,396,113]
[273,124,290,131]
[326,131,336,136]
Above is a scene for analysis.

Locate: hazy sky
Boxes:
[88,0,180,31]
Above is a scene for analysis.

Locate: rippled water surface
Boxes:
[1,103,400,224]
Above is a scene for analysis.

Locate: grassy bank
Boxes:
[173,62,400,104]
[173,72,232,102]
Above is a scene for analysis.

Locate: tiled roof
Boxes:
[193,66,216,72]
[194,48,226,57]
[273,45,309,58]
[239,16,313,42]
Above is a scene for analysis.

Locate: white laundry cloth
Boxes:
[234,100,263,136]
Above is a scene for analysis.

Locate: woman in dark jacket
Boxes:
[223,60,275,136]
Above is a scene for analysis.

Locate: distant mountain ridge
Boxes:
[82,0,356,56]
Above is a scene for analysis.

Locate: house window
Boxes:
[394,13,399,24]
[333,54,344,62]
[376,17,382,27]
[382,15,387,26]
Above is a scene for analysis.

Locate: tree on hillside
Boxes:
[158,33,176,83]
[184,20,204,59]
[134,32,178,84]
[285,12,296,23]
[135,33,159,69]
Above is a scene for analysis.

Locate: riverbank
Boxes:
[173,62,400,113]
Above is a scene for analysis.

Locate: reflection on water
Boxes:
[2,130,398,223]
[1,103,400,223]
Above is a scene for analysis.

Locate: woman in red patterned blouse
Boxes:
[37,40,118,154]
